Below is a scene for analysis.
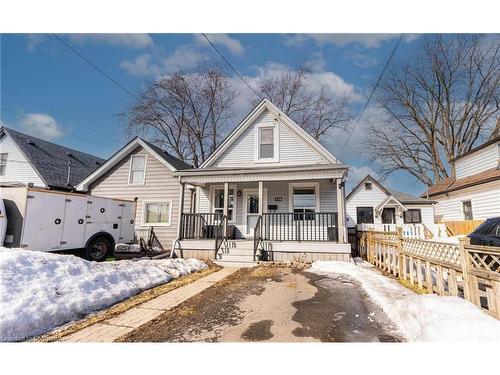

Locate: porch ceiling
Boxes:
[175,164,348,186]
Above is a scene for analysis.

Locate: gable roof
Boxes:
[76,136,191,191]
[1,126,105,190]
[200,98,341,168]
[422,167,500,198]
[347,174,435,204]
[375,195,407,213]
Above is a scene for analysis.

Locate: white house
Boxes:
[346,175,439,238]
[0,126,104,191]
[423,136,500,222]
[76,137,192,250]
[172,98,350,263]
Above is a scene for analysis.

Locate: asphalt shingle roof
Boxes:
[386,188,435,204]
[140,138,192,170]
[2,127,105,190]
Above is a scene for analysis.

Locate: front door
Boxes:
[243,189,266,237]
[381,208,396,224]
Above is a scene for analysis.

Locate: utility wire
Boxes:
[201,33,262,101]
[52,34,142,103]
[340,34,404,152]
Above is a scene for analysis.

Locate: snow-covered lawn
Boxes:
[310,260,500,341]
[0,247,206,342]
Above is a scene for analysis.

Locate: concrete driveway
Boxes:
[119,265,401,342]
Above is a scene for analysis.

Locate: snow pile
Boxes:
[0,247,206,341]
[310,260,500,341]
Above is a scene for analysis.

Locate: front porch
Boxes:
[172,165,351,263]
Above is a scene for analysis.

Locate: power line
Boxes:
[52,34,142,103]
[201,33,262,101]
[340,34,404,152]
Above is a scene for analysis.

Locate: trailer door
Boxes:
[60,194,87,249]
[21,190,65,251]
[120,201,136,243]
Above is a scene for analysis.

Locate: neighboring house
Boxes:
[423,136,500,222]
[76,137,192,250]
[0,126,104,190]
[172,98,350,263]
[346,175,439,238]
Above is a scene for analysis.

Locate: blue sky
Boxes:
[1,33,425,193]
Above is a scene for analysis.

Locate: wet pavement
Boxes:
[119,266,401,342]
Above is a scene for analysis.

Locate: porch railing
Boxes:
[261,212,338,242]
[214,215,227,258]
[179,213,223,240]
[253,215,263,260]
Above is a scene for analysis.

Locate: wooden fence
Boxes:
[358,228,500,319]
[441,220,484,236]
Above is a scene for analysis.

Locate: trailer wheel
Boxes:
[85,236,110,262]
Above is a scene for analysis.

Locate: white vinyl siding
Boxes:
[88,146,190,247]
[0,134,45,187]
[346,181,388,227]
[433,180,500,221]
[197,179,338,237]
[455,142,500,179]
[213,109,329,168]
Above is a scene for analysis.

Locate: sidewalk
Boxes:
[60,267,239,342]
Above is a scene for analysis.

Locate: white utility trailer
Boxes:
[1,185,136,261]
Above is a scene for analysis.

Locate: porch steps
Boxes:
[218,240,256,266]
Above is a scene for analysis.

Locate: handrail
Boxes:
[253,215,262,261]
[214,215,227,259]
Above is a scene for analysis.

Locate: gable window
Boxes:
[463,200,473,220]
[403,209,422,224]
[357,207,374,224]
[364,182,372,190]
[212,187,235,222]
[142,201,171,226]
[0,153,7,176]
[129,155,146,184]
[259,127,274,159]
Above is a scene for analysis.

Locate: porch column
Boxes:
[258,181,264,215]
[223,182,229,237]
[336,179,346,243]
[177,181,186,239]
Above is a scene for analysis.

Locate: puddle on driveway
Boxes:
[241,320,274,341]
[292,272,401,342]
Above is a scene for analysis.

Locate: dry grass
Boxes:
[397,279,428,295]
[35,260,222,342]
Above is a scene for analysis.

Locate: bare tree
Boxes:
[122,66,236,167]
[367,35,500,186]
[254,64,352,141]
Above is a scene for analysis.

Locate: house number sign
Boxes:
[274,197,283,201]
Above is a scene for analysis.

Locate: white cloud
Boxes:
[343,49,378,68]
[120,54,161,76]
[25,34,46,52]
[284,34,420,49]
[162,46,204,73]
[194,34,244,55]
[68,34,154,49]
[19,113,64,141]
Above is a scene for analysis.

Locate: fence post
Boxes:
[397,226,404,279]
[367,230,373,264]
[458,236,473,303]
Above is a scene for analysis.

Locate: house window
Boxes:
[213,188,235,221]
[258,127,274,159]
[463,201,473,220]
[403,209,422,224]
[357,207,374,224]
[0,153,7,176]
[293,188,316,220]
[143,201,171,226]
[129,155,146,184]
[365,182,372,190]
